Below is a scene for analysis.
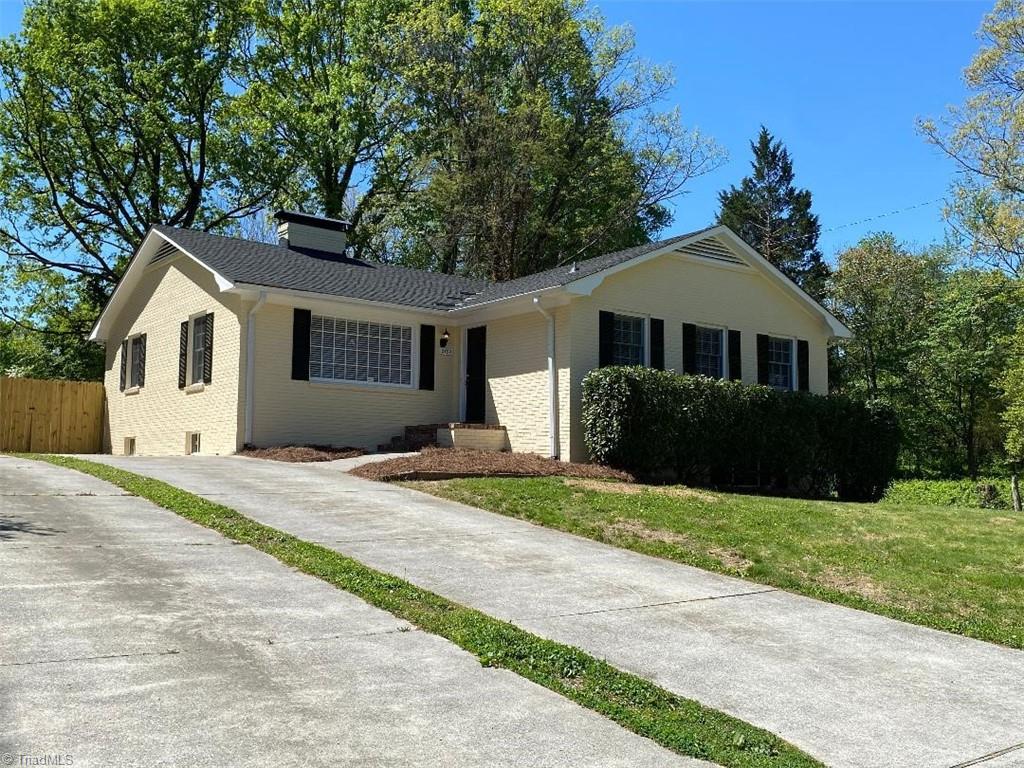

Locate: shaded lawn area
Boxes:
[410,477,1024,649]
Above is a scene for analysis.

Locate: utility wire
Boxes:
[818,197,945,236]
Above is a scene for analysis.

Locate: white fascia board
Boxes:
[450,288,569,324]
[89,228,234,342]
[230,282,569,326]
[229,283,455,320]
[151,229,235,292]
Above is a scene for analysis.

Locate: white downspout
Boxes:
[244,291,268,446]
[533,296,559,459]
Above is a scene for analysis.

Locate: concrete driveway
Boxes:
[86,454,1024,768]
[0,456,696,768]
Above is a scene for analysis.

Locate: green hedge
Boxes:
[883,478,1012,509]
[582,367,899,501]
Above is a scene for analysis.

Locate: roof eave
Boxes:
[89,228,234,342]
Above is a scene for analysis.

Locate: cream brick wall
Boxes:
[104,257,245,456]
[247,301,459,451]
[481,307,570,457]
[565,253,834,461]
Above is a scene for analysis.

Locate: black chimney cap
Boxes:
[273,210,351,233]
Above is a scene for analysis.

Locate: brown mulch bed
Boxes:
[239,444,365,463]
[349,447,633,482]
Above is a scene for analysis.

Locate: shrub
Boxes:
[883,477,1011,509]
[582,367,900,501]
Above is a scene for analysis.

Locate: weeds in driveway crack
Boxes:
[22,454,823,768]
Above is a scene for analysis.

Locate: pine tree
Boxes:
[717,127,829,299]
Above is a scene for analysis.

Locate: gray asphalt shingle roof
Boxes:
[155,224,713,312]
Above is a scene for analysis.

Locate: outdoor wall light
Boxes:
[439,328,450,349]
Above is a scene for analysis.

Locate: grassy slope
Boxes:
[414,477,1024,649]
[26,455,822,768]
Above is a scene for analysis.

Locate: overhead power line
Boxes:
[819,197,945,236]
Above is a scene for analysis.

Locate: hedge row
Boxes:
[582,366,899,501]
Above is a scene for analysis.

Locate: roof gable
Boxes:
[554,227,850,339]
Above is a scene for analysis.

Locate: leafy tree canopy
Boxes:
[922,0,1024,276]
[0,0,722,379]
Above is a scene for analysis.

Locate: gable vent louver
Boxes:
[674,237,745,266]
[150,240,179,264]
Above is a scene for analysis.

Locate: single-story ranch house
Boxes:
[90,211,851,461]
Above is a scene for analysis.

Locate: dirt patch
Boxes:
[563,478,720,503]
[239,445,365,463]
[606,519,751,573]
[988,516,1021,526]
[350,447,633,482]
[817,566,891,604]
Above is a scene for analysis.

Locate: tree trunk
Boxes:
[1013,474,1021,513]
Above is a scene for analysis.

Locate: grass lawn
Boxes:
[410,477,1024,649]
[23,454,822,768]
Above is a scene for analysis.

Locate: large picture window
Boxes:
[695,326,723,379]
[310,315,413,386]
[612,314,645,366]
[768,336,793,390]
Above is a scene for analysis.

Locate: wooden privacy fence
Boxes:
[0,377,105,453]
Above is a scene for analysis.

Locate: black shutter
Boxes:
[650,318,664,370]
[178,321,188,389]
[137,334,147,387]
[203,313,214,384]
[419,324,435,391]
[291,309,311,381]
[728,330,742,381]
[797,339,809,392]
[598,311,614,367]
[119,340,127,392]
[682,323,697,374]
[757,334,770,385]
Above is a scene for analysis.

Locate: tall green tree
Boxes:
[829,233,948,398]
[913,269,1019,477]
[717,127,829,300]
[0,0,273,377]
[231,0,412,234]
[367,0,723,279]
[1001,321,1024,507]
[921,0,1024,275]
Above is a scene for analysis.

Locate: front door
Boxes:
[465,326,486,423]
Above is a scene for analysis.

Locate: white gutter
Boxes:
[532,296,559,459]
[244,291,268,445]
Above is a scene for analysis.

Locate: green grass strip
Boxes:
[25,454,823,768]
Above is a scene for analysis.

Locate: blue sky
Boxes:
[593,0,989,257]
[0,0,991,260]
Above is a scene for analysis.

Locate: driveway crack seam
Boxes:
[523,588,778,620]
[947,741,1024,768]
[1,649,180,667]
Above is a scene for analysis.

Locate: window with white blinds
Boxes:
[310,315,413,386]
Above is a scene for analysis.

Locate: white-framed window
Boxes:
[190,314,208,385]
[310,315,414,386]
[129,335,144,388]
[612,313,645,366]
[695,326,724,379]
[767,336,794,390]
[121,332,146,392]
